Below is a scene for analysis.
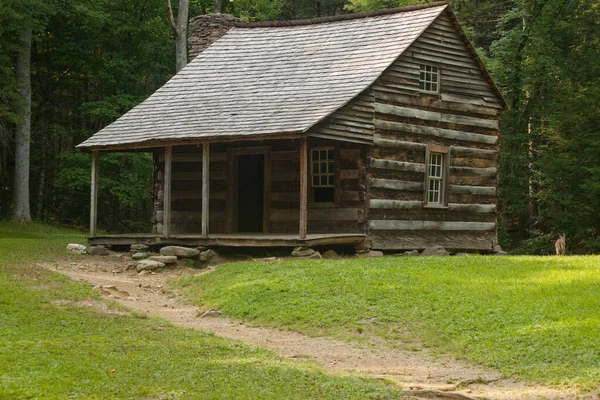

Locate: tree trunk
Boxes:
[167,0,189,73]
[12,25,32,223]
[214,0,223,13]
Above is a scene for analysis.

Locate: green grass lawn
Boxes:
[174,255,600,390]
[0,223,399,399]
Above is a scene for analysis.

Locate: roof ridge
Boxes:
[234,1,448,28]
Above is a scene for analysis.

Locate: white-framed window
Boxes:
[419,64,439,93]
[424,148,449,207]
[427,153,444,204]
[311,148,335,203]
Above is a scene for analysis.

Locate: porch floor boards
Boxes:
[89,233,366,248]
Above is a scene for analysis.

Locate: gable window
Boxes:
[311,148,335,203]
[419,64,439,93]
[424,147,449,207]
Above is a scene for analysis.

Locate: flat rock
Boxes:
[357,250,384,258]
[86,245,107,256]
[495,251,508,256]
[200,249,218,262]
[322,249,342,260]
[420,245,449,257]
[132,252,152,260]
[148,255,178,264]
[308,251,322,259]
[354,240,372,251]
[67,244,87,254]
[130,244,150,252]
[136,259,165,272]
[292,247,315,257]
[399,250,420,256]
[160,246,200,258]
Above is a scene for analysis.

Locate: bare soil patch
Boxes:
[43,256,581,400]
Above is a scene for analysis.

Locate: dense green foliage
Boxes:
[1,0,599,250]
[174,256,600,389]
[0,223,399,399]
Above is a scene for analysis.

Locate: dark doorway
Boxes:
[237,154,264,232]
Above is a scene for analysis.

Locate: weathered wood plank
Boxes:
[368,220,496,231]
[374,104,499,130]
[370,231,495,251]
[369,199,423,209]
[271,208,362,222]
[373,91,499,117]
[373,137,426,152]
[375,120,498,145]
[448,203,496,213]
[90,150,99,238]
[202,142,209,238]
[440,93,503,109]
[340,169,359,180]
[449,185,496,196]
[450,166,497,177]
[163,146,172,237]
[299,138,308,239]
[369,178,424,191]
[451,146,497,160]
[370,158,425,173]
[158,152,227,162]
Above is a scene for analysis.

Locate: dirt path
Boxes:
[45,256,579,400]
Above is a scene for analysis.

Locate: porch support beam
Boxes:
[90,150,99,237]
[163,146,172,237]
[202,142,210,238]
[299,137,308,239]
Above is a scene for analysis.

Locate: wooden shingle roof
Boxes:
[78,3,449,150]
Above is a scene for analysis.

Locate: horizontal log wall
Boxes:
[367,13,502,251]
[308,92,374,144]
[152,139,366,235]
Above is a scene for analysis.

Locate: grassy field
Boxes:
[174,255,600,390]
[0,223,399,399]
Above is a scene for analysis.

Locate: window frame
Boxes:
[423,146,450,208]
[418,64,440,94]
[309,146,339,207]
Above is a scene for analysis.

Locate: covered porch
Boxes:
[88,135,367,248]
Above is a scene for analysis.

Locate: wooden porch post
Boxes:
[90,150,99,237]
[202,142,210,238]
[163,146,172,237]
[299,137,308,239]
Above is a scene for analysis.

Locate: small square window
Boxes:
[419,64,439,93]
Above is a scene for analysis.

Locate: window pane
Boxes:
[313,176,319,186]
[312,150,318,161]
[320,150,326,160]
[321,176,327,186]
[327,150,334,160]
[312,162,319,174]
[328,162,334,173]
[328,176,334,186]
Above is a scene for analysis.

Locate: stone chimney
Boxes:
[188,14,242,61]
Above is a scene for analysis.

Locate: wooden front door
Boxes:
[236,154,265,232]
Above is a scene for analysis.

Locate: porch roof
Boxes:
[77,3,448,150]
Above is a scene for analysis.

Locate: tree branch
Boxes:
[166,0,178,36]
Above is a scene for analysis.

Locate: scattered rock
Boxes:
[420,245,449,257]
[86,245,107,256]
[196,245,208,252]
[200,249,218,262]
[67,244,87,254]
[400,250,420,256]
[109,253,125,258]
[455,253,470,257]
[354,239,372,251]
[138,270,150,276]
[136,259,165,272]
[130,244,150,253]
[322,249,342,260]
[495,251,508,256]
[493,244,503,253]
[159,246,200,258]
[357,250,384,258]
[132,252,152,260]
[148,255,177,264]
[103,285,117,291]
[308,251,322,259]
[291,247,315,257]
[198,308,222,318]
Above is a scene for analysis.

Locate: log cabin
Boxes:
[77,1,506,252]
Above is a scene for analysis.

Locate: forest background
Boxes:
[0,0,598,253]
